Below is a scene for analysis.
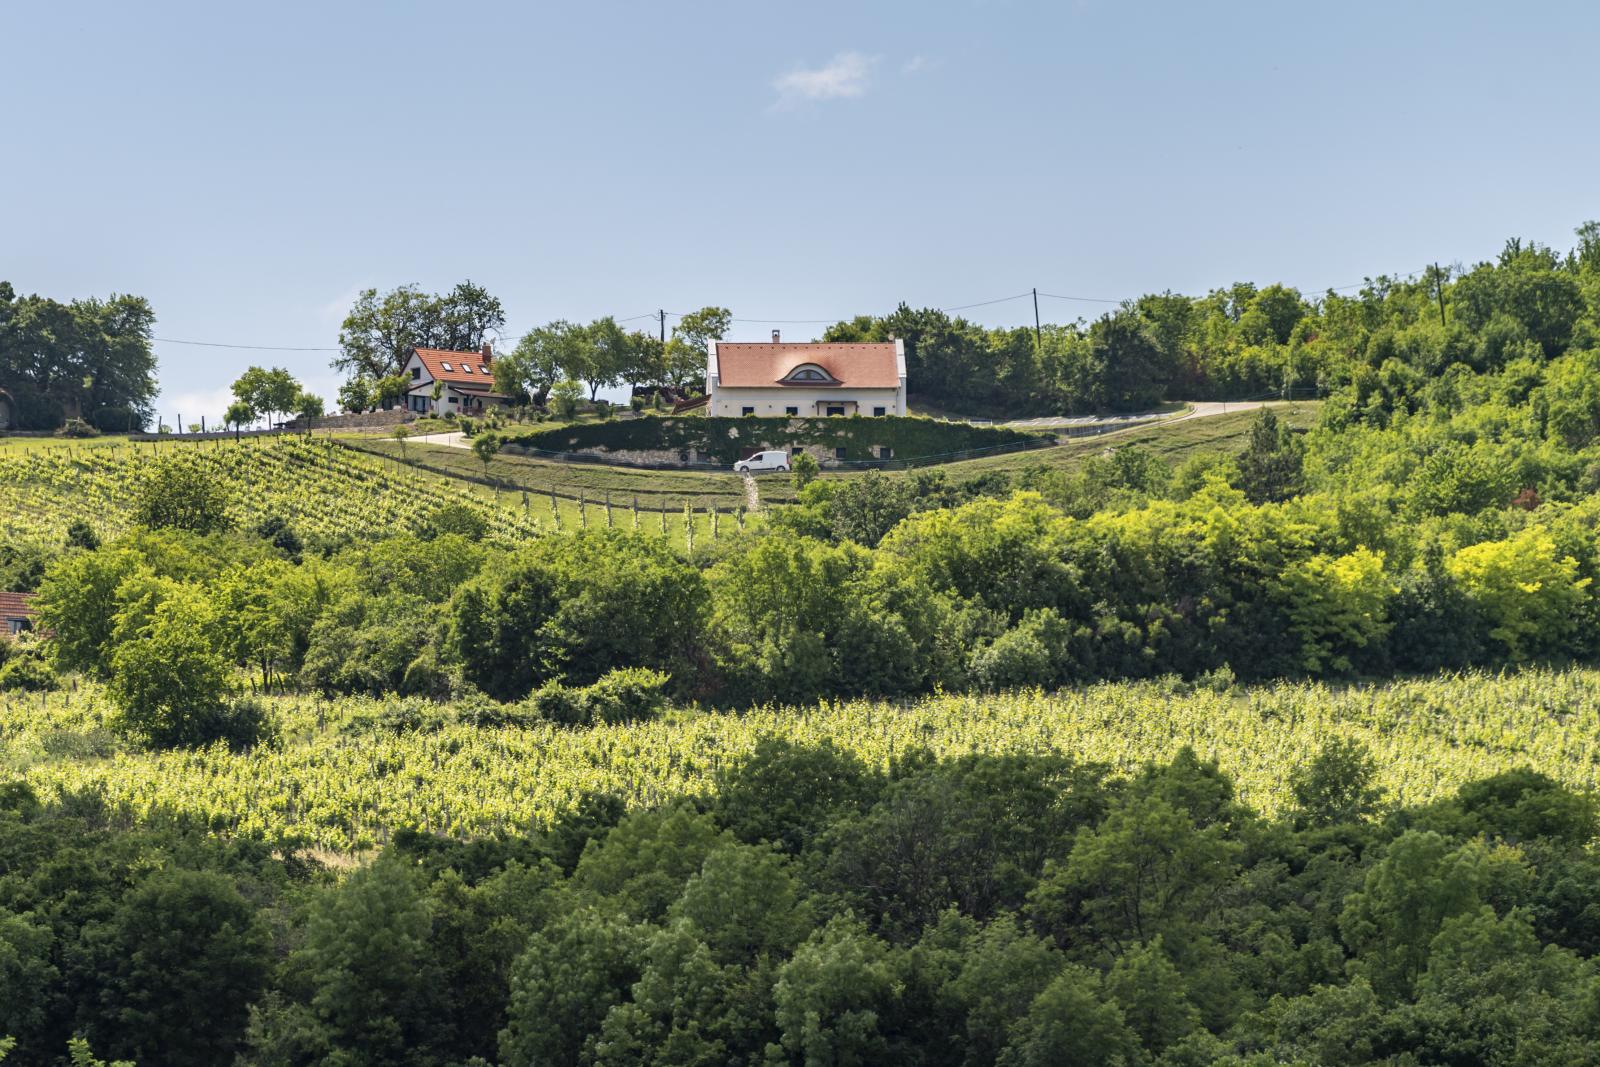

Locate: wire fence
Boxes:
[335,439,746,511]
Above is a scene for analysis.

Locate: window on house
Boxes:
[742,406,755,416]
[878,446,893,459]
[785,406,798,416]
[826,405,846,416]
[462,364,473,374]
[411,367,420,379]
[873,406,887,416]
[780,364,837,384]
[479,365,489,374]
[448,396,457,404]
[835,447,847,460]
[441,362,453,371]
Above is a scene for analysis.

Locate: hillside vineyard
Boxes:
[6,226,1600,1064]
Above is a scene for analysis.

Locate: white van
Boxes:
[733,450,791,474]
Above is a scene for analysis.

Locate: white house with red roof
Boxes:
[706,332,907,418]
[400,343,511,416]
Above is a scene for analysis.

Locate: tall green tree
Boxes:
[581,316,632,401]
[231,366,301,428]
[0,283,156,430]
[105,580,232,745]
[1090,311,1172,411]
[664,306,731,390]
[494,320,585,405]
[75,869,269,1066]
[335,280,505,381]
[1235,407,1306,503]
[250,855,447,1063]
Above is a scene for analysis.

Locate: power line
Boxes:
[154,337,340,352]
[149,268,1446,352]
[1036,291,1123,305]
[938,291,1035,313]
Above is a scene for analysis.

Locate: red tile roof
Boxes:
[413,347,495,385]
[0,592,35,627]
[713,342,901,389]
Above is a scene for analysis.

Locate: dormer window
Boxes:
[779,363,839,385]
[441,361,453,371]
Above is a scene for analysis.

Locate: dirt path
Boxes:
[999,399,1277,431]
[407,431,468,447]
[1167,400,1273,423]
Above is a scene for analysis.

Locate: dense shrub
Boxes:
[526,667,671,726]
[505,414,1045,464]
[0,651,56,692]
[132,456,232,533]
[449,531,705,700]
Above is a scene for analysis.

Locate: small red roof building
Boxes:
[1,592,37,639]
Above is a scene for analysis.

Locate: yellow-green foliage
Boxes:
[1447,528,1589,659]
[1279,547,1394,672]
[7,667,1600,851]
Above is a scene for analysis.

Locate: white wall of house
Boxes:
[402,352,432,389]
[405,383,500,415]
[708,386,905,417]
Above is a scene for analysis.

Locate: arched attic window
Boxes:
[780,363,838,384]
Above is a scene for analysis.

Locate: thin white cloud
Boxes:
[901,55,935,75]
[772,52,877,108]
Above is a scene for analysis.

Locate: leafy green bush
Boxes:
[0,652,57,692]
[791,451,820,487]
[422,502,488,541]
[133,456,233,533]
[527,667,671,726]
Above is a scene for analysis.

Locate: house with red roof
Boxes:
[400,343,512,416]
[706,331,907,418]
[0,592,36,640]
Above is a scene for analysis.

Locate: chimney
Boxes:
[771,329,781,344]
[481,341,492,360]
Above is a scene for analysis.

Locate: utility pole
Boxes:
[1433,263,1446,326]
[1031,288,1042,353]
[659,309,666,346]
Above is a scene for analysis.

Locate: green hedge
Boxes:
[504,415,1046,464]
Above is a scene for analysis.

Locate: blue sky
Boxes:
[4,0,1598,422]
